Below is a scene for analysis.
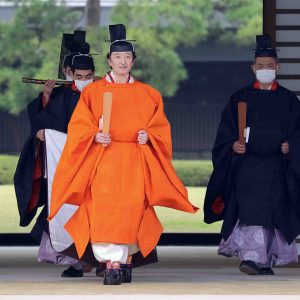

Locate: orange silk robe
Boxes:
[49,78,198,258]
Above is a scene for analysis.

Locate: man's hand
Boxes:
[36,129,45,141]
[137,130,149,145]
[94,132,111,146]
[281,141,289,154]
[232,141,246,154]
[43,80,56,105]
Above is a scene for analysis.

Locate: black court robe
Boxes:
[14,85,80,240]
[204,82,300,244]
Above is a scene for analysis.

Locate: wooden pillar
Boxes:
[263,0,276,46]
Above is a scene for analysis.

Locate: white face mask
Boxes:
[65,75,73,81]
[255,69,276,84]
[75,79,93,92]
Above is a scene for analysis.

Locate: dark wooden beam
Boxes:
[263,0,276,46]
[276,42,300,47]
[0,233,222,246]
[276,9,300,14]
[277,75,300,79]
[279,58,300,63]
[276,26,300,30]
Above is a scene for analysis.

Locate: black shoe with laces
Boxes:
[103,268,122,285]
[121,264,132,283]
[61,266,83,278]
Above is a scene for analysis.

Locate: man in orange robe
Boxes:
[49,24,198,285]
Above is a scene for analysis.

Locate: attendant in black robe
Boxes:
[14,50,96,277]
[204,34,300,275]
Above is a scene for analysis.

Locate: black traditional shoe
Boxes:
[103,269,122,285]
[61,266,83,278]
[239,260,260,275]
[96,265,106,277]
[259,267,275,275]
[121,263,132,283]
[82,262,93,273]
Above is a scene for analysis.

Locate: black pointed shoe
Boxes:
[103,269,122,285]
[239,260,260,275]
[61,266,83,278]
[96,265,106,277]
[259,267,275,275]
[121,263,132,283]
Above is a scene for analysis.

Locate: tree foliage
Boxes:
[0,0,79,113]
[110,0,214,96]
[214,0,263,45]
[0,0,262,114]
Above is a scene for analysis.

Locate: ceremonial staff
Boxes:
[22,77,72,86]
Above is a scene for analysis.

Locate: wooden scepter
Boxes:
[102,92,113,147]
[22,77,72,86]
[238,101,247,145]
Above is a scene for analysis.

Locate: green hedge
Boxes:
[172,160,212,187]
[0,155,213,187]
[0,155,18,185]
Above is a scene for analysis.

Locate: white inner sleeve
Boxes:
[45,129,79,252]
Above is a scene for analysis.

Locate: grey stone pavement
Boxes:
[1,246,300,298]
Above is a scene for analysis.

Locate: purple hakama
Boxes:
[219,221,298,267]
